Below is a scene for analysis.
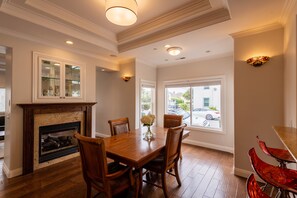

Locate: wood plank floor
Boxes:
[0,144,246,198]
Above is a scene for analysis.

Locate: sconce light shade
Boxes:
[246,56,270,67]
[167,47,182,56]
[105,0,137,26]
[122,76,131,82]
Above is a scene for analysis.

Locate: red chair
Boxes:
[246,174,270,198]
[248,148,297,197]
[257,136,295,168]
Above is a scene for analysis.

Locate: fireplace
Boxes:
[18,102,96,175]
[39,121,80,163]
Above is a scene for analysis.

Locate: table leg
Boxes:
[138,168,143,197]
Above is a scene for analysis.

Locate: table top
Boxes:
[273,126,297,162]
[103,126,190,168]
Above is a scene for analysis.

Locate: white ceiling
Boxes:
[0,0,291,68]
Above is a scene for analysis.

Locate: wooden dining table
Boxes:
[103,126,190,196]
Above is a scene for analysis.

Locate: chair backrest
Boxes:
[256,136,271,156]
[108,117,130,136]
[246,174,270,198]
[164,125,184,168]
[74,132,108,186]
[164,114,183,128]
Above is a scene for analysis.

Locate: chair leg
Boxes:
[86,184,92,198]
[161,173,169,198]
[174,162,182,186]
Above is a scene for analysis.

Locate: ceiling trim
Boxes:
[117,0,212,44]
[118,8,231,52]
[0,26,119,66]
[25,0,116,43]
[230,22,283,38]
[279,0,297,25]
[0,0,117,52]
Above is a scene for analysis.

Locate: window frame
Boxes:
[140,80,156,125]
[164,76,226,134]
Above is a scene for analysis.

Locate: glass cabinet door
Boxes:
[40,59,61,97]
[64,64,81,98]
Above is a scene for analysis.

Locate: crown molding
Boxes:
[117,0,211,44]
[118,8,231,52]
[0,0,117,52]
[25,0,116,43]
[230,22,283,38]
[279,0,297,25]
[0,26,119,66]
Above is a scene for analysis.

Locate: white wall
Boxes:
[0,32,114,177]
[233,27,284,177]
[284,4,297,128]
[157,56,234,153]
[96,61,136,136]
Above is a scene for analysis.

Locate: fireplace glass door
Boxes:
[39,122,80,163]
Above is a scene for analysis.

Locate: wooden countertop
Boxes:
[273,126,297,162]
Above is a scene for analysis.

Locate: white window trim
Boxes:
[140,79,156,125]
[164,75,226,134]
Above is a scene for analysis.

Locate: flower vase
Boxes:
[144,125,154,141]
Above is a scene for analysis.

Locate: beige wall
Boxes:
[233,27,284,176]
[0,33,114,177]
[0,71,5,87]
[157,56,234,152]
[284,4,297,128]
[96,61,136,136]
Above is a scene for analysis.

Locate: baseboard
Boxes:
[182,139,234,154]
[95,132,110,138]
[3,162,22,178]
[234,167,264,182]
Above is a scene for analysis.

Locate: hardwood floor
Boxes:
[0,144,246,198]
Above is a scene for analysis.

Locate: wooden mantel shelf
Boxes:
[273,126,297,162]
[18,102,96,175]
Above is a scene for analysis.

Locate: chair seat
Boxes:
[246,174,270,198]
[267,147,295,164]
[249,148,297,194]
[144,155,165,172]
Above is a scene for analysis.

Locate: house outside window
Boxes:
[140,80,156,117]
[165,76,224,132]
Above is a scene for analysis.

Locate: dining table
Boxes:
[103,126,190,196]
[273,126,297,162]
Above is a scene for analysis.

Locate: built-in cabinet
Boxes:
[33,52,86,103]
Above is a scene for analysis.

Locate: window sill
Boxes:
[186,126,225,134]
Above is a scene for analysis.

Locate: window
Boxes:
[140,81,156,117]
[203,98,210,107]
[0,88,5,112]
[165,77,223,131]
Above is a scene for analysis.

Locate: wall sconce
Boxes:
[122,76,131,82]
[246,56,270,67]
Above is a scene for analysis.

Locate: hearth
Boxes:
[39,122,80,163]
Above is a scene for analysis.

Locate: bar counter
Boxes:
[273,126,297,162]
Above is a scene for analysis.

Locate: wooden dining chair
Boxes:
[142,125,185,198]
[74,132,138,198]
[108,117,130,136]
[163,114,183,128]
[246,174,270,198]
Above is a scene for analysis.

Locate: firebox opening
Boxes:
[39,121,80,163]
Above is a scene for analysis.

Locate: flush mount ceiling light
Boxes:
[246,56,270,67]
[105,0,138,26]
[167,47,182,56]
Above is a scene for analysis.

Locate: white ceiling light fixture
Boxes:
[167,47,182,56]
[105,0,138,26]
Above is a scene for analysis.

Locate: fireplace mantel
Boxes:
[18,102,96,175]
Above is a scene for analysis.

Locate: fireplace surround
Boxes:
[18,103,96,175]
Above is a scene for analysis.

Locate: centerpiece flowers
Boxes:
[141,114,155,141]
